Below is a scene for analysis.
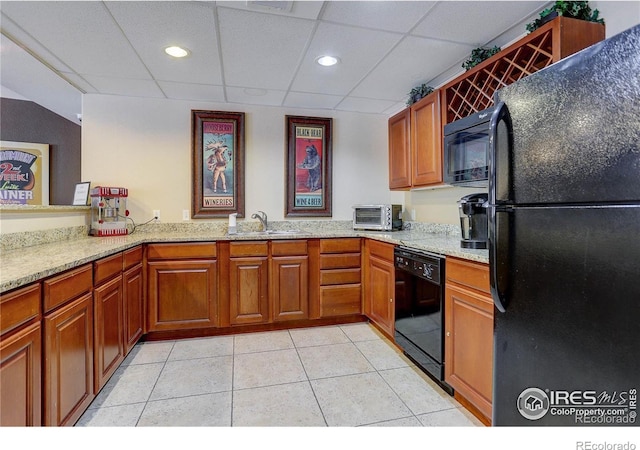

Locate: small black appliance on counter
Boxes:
[457,192,488,249]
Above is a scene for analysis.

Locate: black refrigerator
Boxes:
[488,24,640,426]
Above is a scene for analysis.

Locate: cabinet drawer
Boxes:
[320,284,362,317]
[94,252,123,285]
[123,245,143,270]
[271,240,307,256]
[43,264,93,313]
[366,240,394,260]
[446,257,490,294]
[320,268,361,286]
[230,241,268,257]
[0,283,41,336]
[147,242,217,260]
[320,253,361,270]
[320,238,361,254]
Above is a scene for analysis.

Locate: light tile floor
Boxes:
[76,323,483,427]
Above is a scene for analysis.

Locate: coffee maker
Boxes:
[457,193,489,249]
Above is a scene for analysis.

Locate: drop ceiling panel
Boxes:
[321,0,437,33]
[284,91,343,110]
[82,75,165,98]
[336,96,399,114]
[105,1,223,85]
[0,34,81,123]
[351,36,474,102]
[412,1,547,44]
[217,7,314,90]
[226,86,287,106]
[156,81,226,103]
[290,22,402,96]
[0,1,149,79]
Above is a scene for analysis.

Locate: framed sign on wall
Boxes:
[0,141,50,205]
[191,110,245,218]
[285,115,332,217]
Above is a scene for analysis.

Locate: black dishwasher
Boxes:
[394,246,453,395]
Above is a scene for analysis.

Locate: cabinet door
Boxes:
[1,322,42,426]
[147,260,217,331]
[365,255,395,337]
[44,292,94,426]
[410,90,443,186]
[123,263,144,354]
[388,108,411,190]
[229,257,269,325]
[93,274,124,393]
[444,283,493,419]
[271,256,308,322]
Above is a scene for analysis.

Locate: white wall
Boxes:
[82,95,403,225]
[404,2,640,225]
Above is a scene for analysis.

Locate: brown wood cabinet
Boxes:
[147,243,217,332]
[271,240,308,322]
[0,283,42,426]
[388,90,443,189]
[43,264,94,426]
[388,108,411,190]
[228,241,269,325]
[318,238,362,318]
[93,252,124,394]
[410,90,442,186]
[122,245,144,354]
[363,240,395,338]
[444,257,493,423]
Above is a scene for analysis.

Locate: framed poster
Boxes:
[0,141,50,205]
[285,115,332,217]
[192,110,245,218]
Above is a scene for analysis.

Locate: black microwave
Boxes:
[443,106,496,187]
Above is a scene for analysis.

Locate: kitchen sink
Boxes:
[229,229,308,236]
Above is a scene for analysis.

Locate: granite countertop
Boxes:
[0,222,488,294]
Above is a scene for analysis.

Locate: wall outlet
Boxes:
[182,209,190,221]
[153,210,160,221]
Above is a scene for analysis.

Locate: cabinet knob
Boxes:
[389,298,393,303]
[446,331,451,337]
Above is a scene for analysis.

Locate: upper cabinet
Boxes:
[389,17,605,191]
[388,90,442,190]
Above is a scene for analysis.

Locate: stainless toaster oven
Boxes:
[352,204,403,231]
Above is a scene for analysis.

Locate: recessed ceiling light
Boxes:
[164,46,190,58]
[316,55,339,67]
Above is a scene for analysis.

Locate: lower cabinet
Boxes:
[271,240,309,322]
[147,243,218,332]
[93,253,124,394]
[122,246,144,354]
[444,257,493,423]
[318,238,362,317]
[229,256,269,325]
[43,290,94,426]
[0,283,42,426]
[363,240,395,337]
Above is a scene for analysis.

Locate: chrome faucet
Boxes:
[251,210,268,231]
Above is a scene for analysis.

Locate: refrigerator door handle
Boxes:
[489,207,510,313]
[488,101,512,205]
